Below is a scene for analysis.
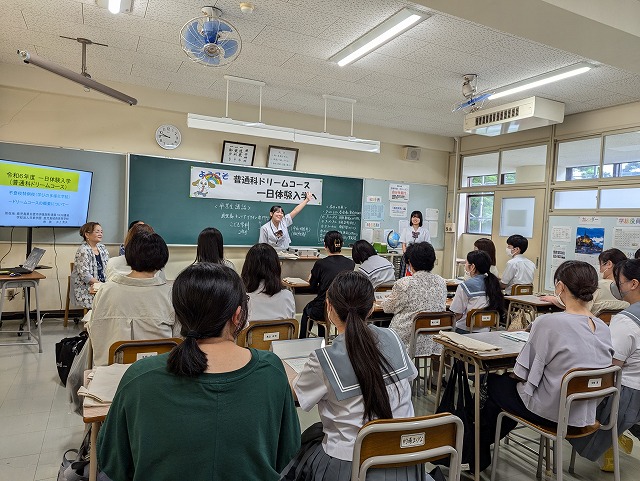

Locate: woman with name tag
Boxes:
[259,192,313,250]
[570,258,640,470]
[482,261,614,467]
[242,243,296,322]
[450,250,505,333]
[98,263,300,481]
[73,221,109,309]
[281,270,427,481]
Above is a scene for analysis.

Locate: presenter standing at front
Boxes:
[400,210,431,252]
[259,192,313,250]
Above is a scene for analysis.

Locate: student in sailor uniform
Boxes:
[450,250,505,333]
[259,192,312,250]
[281,270,429,481]
[351,239,395,289]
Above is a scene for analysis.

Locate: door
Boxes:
[492,188,546,291]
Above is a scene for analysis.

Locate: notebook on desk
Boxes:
[271,338,325,373]
[0,247,46,274]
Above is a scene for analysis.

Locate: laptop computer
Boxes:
[270,337,325,373]
[2,247,46,274]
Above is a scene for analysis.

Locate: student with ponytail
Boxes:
[299,231,355,339]
[97,263,300,481]
[450,250,505,333]
[281,271,427,481]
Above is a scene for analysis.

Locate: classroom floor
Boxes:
[0,319,639,481]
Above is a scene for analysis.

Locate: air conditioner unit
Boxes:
[464,96,564,136]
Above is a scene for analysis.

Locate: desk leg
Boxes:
[434,349,446,412]
[34,284,42,353]
[474,360,481,481]
[90,421,99,481]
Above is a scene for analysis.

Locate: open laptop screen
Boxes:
[22,247,46,270]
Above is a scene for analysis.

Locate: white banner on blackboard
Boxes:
[189,167,322,204]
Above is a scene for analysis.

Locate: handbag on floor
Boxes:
[56,331,88,386]
[57,428,90,481]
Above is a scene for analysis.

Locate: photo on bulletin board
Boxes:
[267,145,298,171]
[221,141,256,166]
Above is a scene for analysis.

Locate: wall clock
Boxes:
[155,124,181,150]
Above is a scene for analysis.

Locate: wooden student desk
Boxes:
[0,271,45,352]
[504,294,562,328]
[434,331,524,481]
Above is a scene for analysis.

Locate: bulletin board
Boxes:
[544,215,640,290]
[361,179,447,250]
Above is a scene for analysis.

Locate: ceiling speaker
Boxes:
[402,146,421,161]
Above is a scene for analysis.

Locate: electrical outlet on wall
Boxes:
[445,223,456,233]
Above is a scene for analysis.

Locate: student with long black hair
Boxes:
[450,250,505,333]
[242,243,296,321]
[97,263,300,480]
[195,227,236,270]
[282,271,425,481]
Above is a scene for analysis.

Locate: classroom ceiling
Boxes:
[2,0,640,138]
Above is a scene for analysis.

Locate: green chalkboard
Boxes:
[128,155,363,246]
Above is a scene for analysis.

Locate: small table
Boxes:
[505,295,562,328]
[434,332,524,481]
[0,271,45,352]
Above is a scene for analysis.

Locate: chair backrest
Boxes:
[237,319,299,350]
[351,413,463,481]
[409,311,455,358]
[465,309,499,332]
[512,284,534,295]
[108,338,182,365]
[597,309,622,325]
[558,365,622,435]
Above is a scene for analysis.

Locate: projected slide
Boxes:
[0,160,93,227]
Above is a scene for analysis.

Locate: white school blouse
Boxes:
[258,213,293,250]
[247,282,296,322]
[400,226,430,246]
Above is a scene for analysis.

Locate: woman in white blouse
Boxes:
[258,193,312,250]
[383,242,447,357]
[281,271,427,481]
[400,210,430,252]
[241,243,295,322]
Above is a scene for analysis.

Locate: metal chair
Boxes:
[491,365,622,481]
[108,338,182,365]
[512,284,534,295]
[597,309,622,325]
[237,319,298,350]
[351,413,463,481]
[465,309,500,332]
[409,311,455,396]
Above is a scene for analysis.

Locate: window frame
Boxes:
[465,193,494,235]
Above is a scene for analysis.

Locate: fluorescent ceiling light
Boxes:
[294,130,380,153]
[188,114,380,153]
[489,62,593,100]
[108,0,121,14]
[330,8,430,67]
[187,114,295,141]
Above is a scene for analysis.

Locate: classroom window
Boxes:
[556,137,601,181]
[603,131,640,178]
[466,194,494,235]
[461,152,499,188]
[599,188,640,209]
[501,144,547,184]
[553,189,598,209]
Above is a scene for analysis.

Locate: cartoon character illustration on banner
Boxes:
[191,171,222,197]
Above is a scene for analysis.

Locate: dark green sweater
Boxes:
[97,350,301,480]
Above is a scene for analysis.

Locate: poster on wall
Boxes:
[575,227,604,269]
[390,202,408,218]
[389,183,409,202]
[551,226,572,242]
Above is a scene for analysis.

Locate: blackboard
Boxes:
[0,142,126,244]
[128,155,363,246]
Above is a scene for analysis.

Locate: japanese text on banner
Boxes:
[189,167,322,205]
